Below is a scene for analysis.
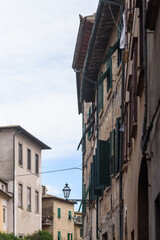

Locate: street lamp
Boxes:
[62,183,89,204]
[62,183,71,199]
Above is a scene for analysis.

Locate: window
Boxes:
[57,208,61,218]
[27,149,31,170]
[3,207,6,223]
[98,75,103,113]
[82,123,86,152]
[18,183,23,208]
[68,233,70,240]
[58,231,61,240]
[68,210,72,220]
[80,229,83,238]
[106,58,112,93]
[35,154,39,174]
[117,19,123,66]
[27,187,31,211]
[18,143,23,166]
[35,191,39,213]
[87,104,94,139]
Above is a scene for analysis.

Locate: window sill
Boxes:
[116,63,122,76]
[99,109,103,118]
[18,164,23,168]
[18,206,23,210]
[107,88,112,100]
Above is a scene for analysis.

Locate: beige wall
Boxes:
[42,197,75,240]
[0,197,4,232]
[15,133,42,236]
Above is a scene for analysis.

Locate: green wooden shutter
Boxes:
[57,208,61,218]
[110,130,115,177]
[99,73,103,112]
[58,231,61,240]
[90,161,97,200]
[68,211,72,220]
[67,233,70,240]
[82,124,86,152]
[106,138,111,187]
[71,233,72,240]
[115,118,120,174]
[95,140,109,189]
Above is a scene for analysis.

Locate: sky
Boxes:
[0,0,98,210]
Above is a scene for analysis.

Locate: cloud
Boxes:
[46,185,61,196]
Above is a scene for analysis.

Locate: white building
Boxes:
[0,125,50,237]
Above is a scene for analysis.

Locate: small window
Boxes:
[106,58,112,93]
[18,184,23,208]
[68,233,70,240]
[99,81,103,113]
[58,231,61,240]
[57,208,61,218]
[68,210,72,220]
[35,191,39,213]
[35,154,39,174]
[27,187,31,211]
[117,19,123,66]
[18,143,23,166]
[80,229,83,238]
[27,149,31,170]
[3,207,6,223]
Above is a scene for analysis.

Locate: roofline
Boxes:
[42,195,76,204]
[0,125,51,150]
[0,190,12,200]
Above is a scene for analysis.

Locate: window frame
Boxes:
[27,149,31,171]
[18,143,23,167]
[57,208,61,218]
[18,183,23,208]
[3,206,6,223]
[35,154,39,175]
[27,187,31,211]
[35,190,39,213]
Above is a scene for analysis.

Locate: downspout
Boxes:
[141,0,148,155]
[96,87,99,239]
[13,130,22,235]
[119,51,124,240]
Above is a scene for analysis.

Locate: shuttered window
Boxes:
[18,143,23,166]
[68,210,72,220]
[99,73,103,113]
[117,19,123,66]
[115,118,121,174]
[82,124,86,152]
[110,130,116,176]
[35,154,39,174]
[88,104,94,139]
[57,208,61,218]
[58,231,61,240]
[27,149,31,170]
[106,58,112,92]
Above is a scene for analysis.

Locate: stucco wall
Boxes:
[0,197,4,232]
[15,133,42,236]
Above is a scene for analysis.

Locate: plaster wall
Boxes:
[0,197,4,232]
[14,133,42,236]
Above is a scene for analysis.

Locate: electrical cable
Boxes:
[15,167,82,177]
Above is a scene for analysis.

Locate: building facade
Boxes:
[74,211,83,240]
[42,186,75,240]
[0,179,12,233]
[0,125,50,237]
[73,0,160,240]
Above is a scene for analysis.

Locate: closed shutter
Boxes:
[57,208,61,218]
[67,233,70,240]
[110,130,115,177]
[115,118,120,174]
[68,211,72,220]
[106,138,111,186]
[58,231,61,240]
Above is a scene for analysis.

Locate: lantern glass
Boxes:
[62,183,71,199]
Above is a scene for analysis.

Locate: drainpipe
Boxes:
[141,0,148,155]
[119,51,124,240]
[96,87,99,239]
[13,130,22,235]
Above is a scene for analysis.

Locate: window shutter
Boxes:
[58,231,61,240]
[90,161,97,200]
[68,211,72,220]
[67,233,70,240]
[58,208,61,218]
[106,138,111,187]
[95,140,109,189]
[71,233,72,240]
[115,118,120,174]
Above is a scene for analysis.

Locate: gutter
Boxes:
[80,0,104,103]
